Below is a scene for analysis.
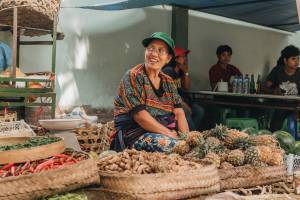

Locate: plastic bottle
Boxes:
[232,75,238,93]
[250,74,256,94]
[243,74,249,94]
[237,75,243,94]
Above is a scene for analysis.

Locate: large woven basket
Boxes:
[0,0,60,36]
[100,164,220,200]
[219,165,287,191]
[74,121,114,154]
[0,158,100,200]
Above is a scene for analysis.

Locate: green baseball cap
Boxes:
[142,32,175,56]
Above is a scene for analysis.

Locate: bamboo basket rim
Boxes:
[0,158,100,199]
[0,136,65,164]
[99,164,217,178]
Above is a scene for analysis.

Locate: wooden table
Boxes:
[189,91,300,138]
[189,91,300,114]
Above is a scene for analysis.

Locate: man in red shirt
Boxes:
[209,45,242,90]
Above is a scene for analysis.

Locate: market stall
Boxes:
[0,0,300,200]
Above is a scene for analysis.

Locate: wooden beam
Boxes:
[19,41,53,45]
[12,7,18,79]
[297,0,300,24]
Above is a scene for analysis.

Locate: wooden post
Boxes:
[297,0,300,24]
[52,15,57,74]
[12,7,18,78]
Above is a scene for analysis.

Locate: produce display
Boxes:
[98,149,203,174]
[0,151,88,178]
[172,125,285,168]
[0,137,60,151]
[43,193,88,200]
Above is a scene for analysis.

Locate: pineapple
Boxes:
[219,161,234,169]
[186,131,203,147]
[217,147,230,162]
[172,140,190,156]
[212,125,249,147]
[244,146,259,164]
[224,129,249,148]
[203,152,221,168]
[212,124,228,140]
[206,137,221,149]
[250,135,278,147]
[268,148,284,166]
[232,137,253,150]
[227,149,245,166]
[244,145,272,164]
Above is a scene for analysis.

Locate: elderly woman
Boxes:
[111,32,189,152]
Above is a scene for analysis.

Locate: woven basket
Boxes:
[100,165,220,200]
[74,121,114,154]
[0,0,60,36]
[0,158,100,200]
[219,165,287,191]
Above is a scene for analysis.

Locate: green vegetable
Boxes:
[273,131,295,154]
[242,127,258,136]
[43,193,88,200]
[0,137,60,151]
[257,129,272,135]
[294,141,300,155]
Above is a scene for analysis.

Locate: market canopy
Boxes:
[80,0,300,32]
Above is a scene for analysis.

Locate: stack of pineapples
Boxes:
[172,124,284,169]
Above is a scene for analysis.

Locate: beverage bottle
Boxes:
[256,74,261,94]
[237,75,243,94]
[250,74,256,94]
[243,74,249,94]
[232,75,238,93]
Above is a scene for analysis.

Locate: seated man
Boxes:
[264,45,300,132]
[209,45,242,90]
[163,46,204,130]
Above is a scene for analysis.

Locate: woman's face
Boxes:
[144,40,172,71]
[284,56,300,70]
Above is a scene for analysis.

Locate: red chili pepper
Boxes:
[1,163,14,171]
[53,154,69,159]
[10,166,16,176]
[34,159,55,172]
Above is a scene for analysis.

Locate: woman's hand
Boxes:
[165,130,178,139]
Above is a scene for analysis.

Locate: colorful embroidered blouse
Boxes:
[114,64,182,118]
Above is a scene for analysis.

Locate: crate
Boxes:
[0,111,17,122]
[225,118,258,130]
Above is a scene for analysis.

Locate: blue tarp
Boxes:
[79,0,300,32]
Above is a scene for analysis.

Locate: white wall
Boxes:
[0,2,299,110]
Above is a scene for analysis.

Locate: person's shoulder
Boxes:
[126,64,144,76]
[209,63,219,72]
[160,71,174,82]
[121,64,144,81]
[228,64,239,70]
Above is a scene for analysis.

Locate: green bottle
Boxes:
[250,74,256,94]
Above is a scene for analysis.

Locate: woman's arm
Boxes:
[133,110,178,139]
[264,80,282,95]
[174,107,189,133]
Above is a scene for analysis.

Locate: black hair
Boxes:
[276,45,300,66]
[216,45,232,55]
[165,57,176,68]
